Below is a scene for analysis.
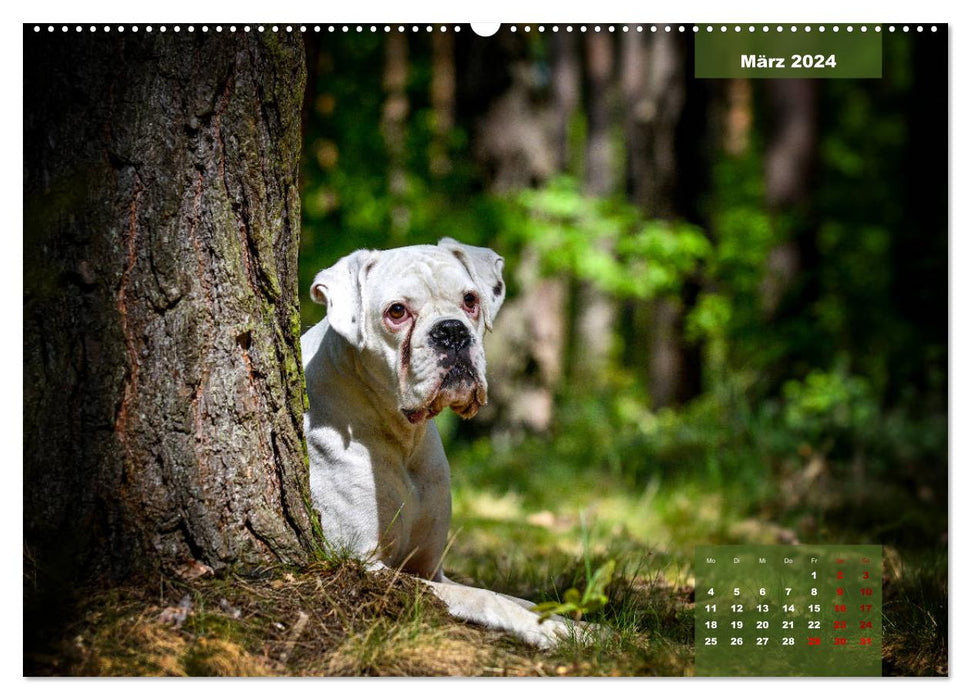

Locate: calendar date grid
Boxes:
[694,545,882,676]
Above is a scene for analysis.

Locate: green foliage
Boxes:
[781,364,878,448]
[301,33,946,567]
[506,177,710,300]
[532,560,616,622]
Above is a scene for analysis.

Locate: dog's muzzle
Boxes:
[430,319,477,389]
[402,318,485,424]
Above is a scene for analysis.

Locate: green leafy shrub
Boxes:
[503,177,710,300]
[781,363,879,453]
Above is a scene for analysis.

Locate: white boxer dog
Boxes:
[302,238,573,648]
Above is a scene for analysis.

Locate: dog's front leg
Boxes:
[360,559,570,646]
[423,578,572,649]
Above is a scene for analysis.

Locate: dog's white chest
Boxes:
[375,433,452,575]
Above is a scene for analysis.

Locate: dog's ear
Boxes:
[310,250,378,349]
[438,238,506,331]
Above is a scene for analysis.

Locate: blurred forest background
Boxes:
[298,26,947,671]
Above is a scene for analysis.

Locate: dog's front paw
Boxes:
[522,616,574,649]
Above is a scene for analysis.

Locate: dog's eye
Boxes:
[463,293,478,312]
[387,303,408,321]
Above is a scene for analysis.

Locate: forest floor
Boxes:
[27,445,947,677]
[27,556,693,677]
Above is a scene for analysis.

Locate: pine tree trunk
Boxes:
[722,78,753,157]
[23,29,320,593]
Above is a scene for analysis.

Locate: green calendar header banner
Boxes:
[695,30,882,79]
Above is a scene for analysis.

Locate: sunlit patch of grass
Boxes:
[522,550,696,676]
[321,612,494,676]
[37,588,273,676]
[447,435,947,677]
[449,466,755,596]
[446,470,703,676]
[457,490,526,521]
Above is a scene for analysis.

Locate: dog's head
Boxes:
[310,238,505,423]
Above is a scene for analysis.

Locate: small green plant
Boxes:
[531,560,616,622]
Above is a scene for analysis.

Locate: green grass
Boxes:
[28,421,947,677]
[441,426,948,677]
[881,548,949,676]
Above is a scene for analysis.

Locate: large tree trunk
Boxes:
[23,29,320,602]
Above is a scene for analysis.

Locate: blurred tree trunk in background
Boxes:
[573,32,620,385]
[473,38,557,188]
[430,31,456,178]
[382,32,410,244]
[23,31,319,647]
[761,80,819,318]
[623,32,682,221]
[466,34,564,434]
[722,79,753,157]
[622,32,692,408]
[583,33,619,197]
[552,32,581,174]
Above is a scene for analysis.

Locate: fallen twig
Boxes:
[277,611,310,668]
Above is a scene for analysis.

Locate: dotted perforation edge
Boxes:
[30,24,941,34]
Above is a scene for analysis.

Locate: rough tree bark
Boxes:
[23,29,320,598]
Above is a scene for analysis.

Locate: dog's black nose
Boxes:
[429,319,472,350]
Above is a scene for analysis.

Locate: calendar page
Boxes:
[22,13,949,679]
